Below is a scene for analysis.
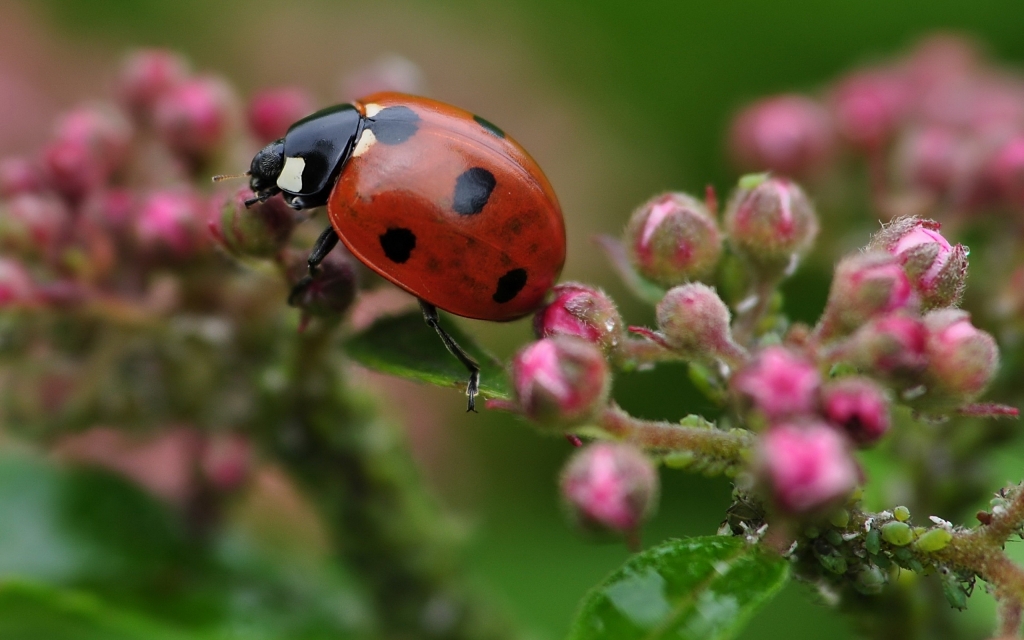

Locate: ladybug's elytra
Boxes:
[243,92,567,411]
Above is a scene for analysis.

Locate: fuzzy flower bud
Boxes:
[821,377,891,446]
[654,283,745,364]
[868,217,967,310]
[0,193,70,255]
[0,258,36,306]
[288,250,358,319]
[624,192,722,287]
[733,346,820,420]
[0,157,46,197]
[829,68,911,152]
[817,252,916,340]
[135,188,208,258]
[154,76,236,160]
[117,49,190,116]
[511,337,610,427]
[54,104,133,172]
[212,187,296,258]
[728,94,835,178]
[724,176,818,271]
[560,442,658,536]
[758,422,860,515]
[840,314,928,383]
[246,87,314,144]
[920,310,998,408]
[43,139,107,201]
[533,282,623,353]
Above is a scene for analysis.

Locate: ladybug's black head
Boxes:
[248,139,285,202]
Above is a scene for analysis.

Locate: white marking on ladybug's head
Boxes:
[352,128,377,157]
[364,103,383,118]
[277,156,306,193]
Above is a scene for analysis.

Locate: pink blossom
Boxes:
[511,337,609,427]
[625,191,721,286]
[154,76,236,159]
[760,422,859,514]
[822,377,891,446]
[728,94,835,178]
[135,188,207,257]
[734,346,821,419]
[560,442,658,534]
[247,87,314,144]
[533,282,622,352]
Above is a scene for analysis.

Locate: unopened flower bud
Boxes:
[758,422,859,515]
[288,250,359,319]
[212,186,295,258]
[511,337,610,427]
[817,252,916,340]
[733,346,820,420]
[728,94,835,178]
[724,176,818,271]
[247,87,315,144]
[135,188,208,258]
[43,138,107,200]
[981,134,1024,209]
[201,432,252,493]
[829,68,911,152]
[919,310,998,409]
[54,104,133,173]
[533,282,623,353]
[117,49,190,116]
[655,283,745,364]
[80,188,136,235]
[0,157,46,197]
[840,314,929,383]
[0,193,70,255]
[869,217,967,309]
[821,377,891,446]
[893,126,968,197]
[560,442,658,536]
[624,192,721,287]
[0,258,36,306]
[154,76,236,160]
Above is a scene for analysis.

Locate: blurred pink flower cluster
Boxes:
[729,34,1024,218]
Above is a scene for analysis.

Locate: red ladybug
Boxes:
[243,92,566,411]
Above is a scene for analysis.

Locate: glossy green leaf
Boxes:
[568,536,789,640]
[343,311,511,399]
[0,580,201,640]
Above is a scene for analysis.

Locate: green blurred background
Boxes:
[11,0,1024,638]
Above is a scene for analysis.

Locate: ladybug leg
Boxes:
[419,300,481,413]
[287,226,339,305]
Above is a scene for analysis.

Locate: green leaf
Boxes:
[0,580,200,640]
[568,536,790,640]
[343,311,511,399]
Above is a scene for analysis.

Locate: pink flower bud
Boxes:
[340,54,425,101]
[655,283,746,364]
[212,186,296,258]
[817,252,916,340]
[80,188,136,235]
[728,94,835,178]
[829,68,911,152]
[0,258,36,306]
[724,176,818,269]
[0,157,46,197]
[869,217,968,310]
[841,314,928,382]
[733,346,820,420]
[921,310,999,408]
[54,104,133,173]
[247,87,315,144]
[154,76,236,160]
[982,134,1024,209]
[821,377,891,446]
[893,126,969,197]
[511,337,610,427]
[117,49,190,116]
[560,442,658,536]
[533,282,623,353]
[0,193,70,255]
[624,192,722,287]
[43,138,107,201]
[758,422,860,514]
[288,250,359,318]
[135,188,208,257]
[201,432,252,493]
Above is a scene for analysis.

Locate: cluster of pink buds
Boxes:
[728,35,1024,218]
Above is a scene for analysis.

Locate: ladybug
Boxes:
[243,92,566,411]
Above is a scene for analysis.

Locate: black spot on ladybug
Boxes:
[379,227,416,263]
[473,115,505,138]
[367,106,419,144]
[453,168,496,215]
[493,268,527,303]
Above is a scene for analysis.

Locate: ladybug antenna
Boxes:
[211,171,251,183]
